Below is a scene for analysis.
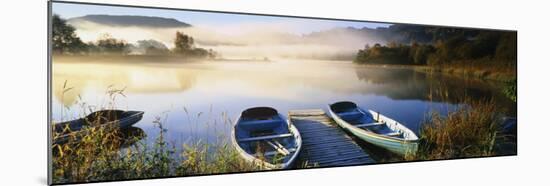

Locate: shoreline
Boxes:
[52,54,206,64]
[356,63,516,82]
[52,54,516,82]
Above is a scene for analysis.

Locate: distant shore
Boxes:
[51,54,276,64]
[53,54,515,82]
[52,54,206,63]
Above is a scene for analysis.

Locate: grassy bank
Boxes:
[52,124,260,184]
[355,60,515,82]
[51,84,262,184]
[406,99,516,161]
[417,59,516,82]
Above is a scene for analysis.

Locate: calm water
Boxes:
[52,59,516,149]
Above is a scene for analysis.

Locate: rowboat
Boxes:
[328,101,418,156]
[232,107,302,169]
[52,110,144,144]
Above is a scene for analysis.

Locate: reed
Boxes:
[424,59,516,82]
[407,99,511,161]
[51,83,260,184]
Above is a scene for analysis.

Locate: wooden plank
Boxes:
[304,142,359,148]
[301,145,359,153]
[301,133,351,140]
[316,155,372,164]
[323,159,372,167]
[305,150,367,160]
[288,109,326,116]
[299,127,337,133]
[312,151,369,162]
[289,109,375,166]
[302,139,355,145]
[302,138,357,146]
[238,133,292,142]
[299,128,338,135]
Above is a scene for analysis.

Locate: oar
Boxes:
[265,140,289,156]
[272,140,290,155]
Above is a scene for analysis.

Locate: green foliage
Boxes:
[174,31,194,53]
[410,42,435,64]
[354,42,434,65]
[52,86,260,184]
[495,32,517,61]
[503,78,517,102]
[136,39,169,55]
[354,30,517,69]
[172,31,216,58]
[87,34,131,55]
[51,21,218,58]
[52,14,87,54]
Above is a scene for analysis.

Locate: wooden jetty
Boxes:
[288,109,375,167]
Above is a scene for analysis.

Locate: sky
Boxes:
[52,2,391,35]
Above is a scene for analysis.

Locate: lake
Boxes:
[52,58,516,151]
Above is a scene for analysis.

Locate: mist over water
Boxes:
[68,20,386,59]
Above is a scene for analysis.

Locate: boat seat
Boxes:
[239,119,282,131]
[355,122,384,128]
[337,111,362,121]
[383,132,401,137]
[238,133,293,142]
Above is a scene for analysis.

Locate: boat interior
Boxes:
[235,107,297,163]
[330,102,404,138]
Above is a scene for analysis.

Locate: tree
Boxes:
[52,14,87,54]
[171,31,217,58]
[495,32,517,61]
[94,33,131,55]
[173,31,194,54]
[136,39,169,55]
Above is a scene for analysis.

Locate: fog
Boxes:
[69,20,386,59]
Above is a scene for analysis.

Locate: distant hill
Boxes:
[304,24,483,45]
[68,14,191,28]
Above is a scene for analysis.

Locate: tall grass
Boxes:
[424,58,516,82]
[51,83,260,184]
[407,99,511,161]
[503,78,517,102]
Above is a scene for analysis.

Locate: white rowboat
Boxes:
[328,101,418,156]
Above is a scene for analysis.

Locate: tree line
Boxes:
[52,14,216,58]
[354,27,516,67]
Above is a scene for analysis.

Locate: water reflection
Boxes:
[119,127,146,148]
[53,62,197,107]
[52,59,516,150]
[353,66,516,114]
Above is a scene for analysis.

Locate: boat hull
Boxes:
[53,110,144,144]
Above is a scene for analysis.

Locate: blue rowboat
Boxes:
[232,107,302,169]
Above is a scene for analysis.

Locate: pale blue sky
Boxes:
[52,2,391,34]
